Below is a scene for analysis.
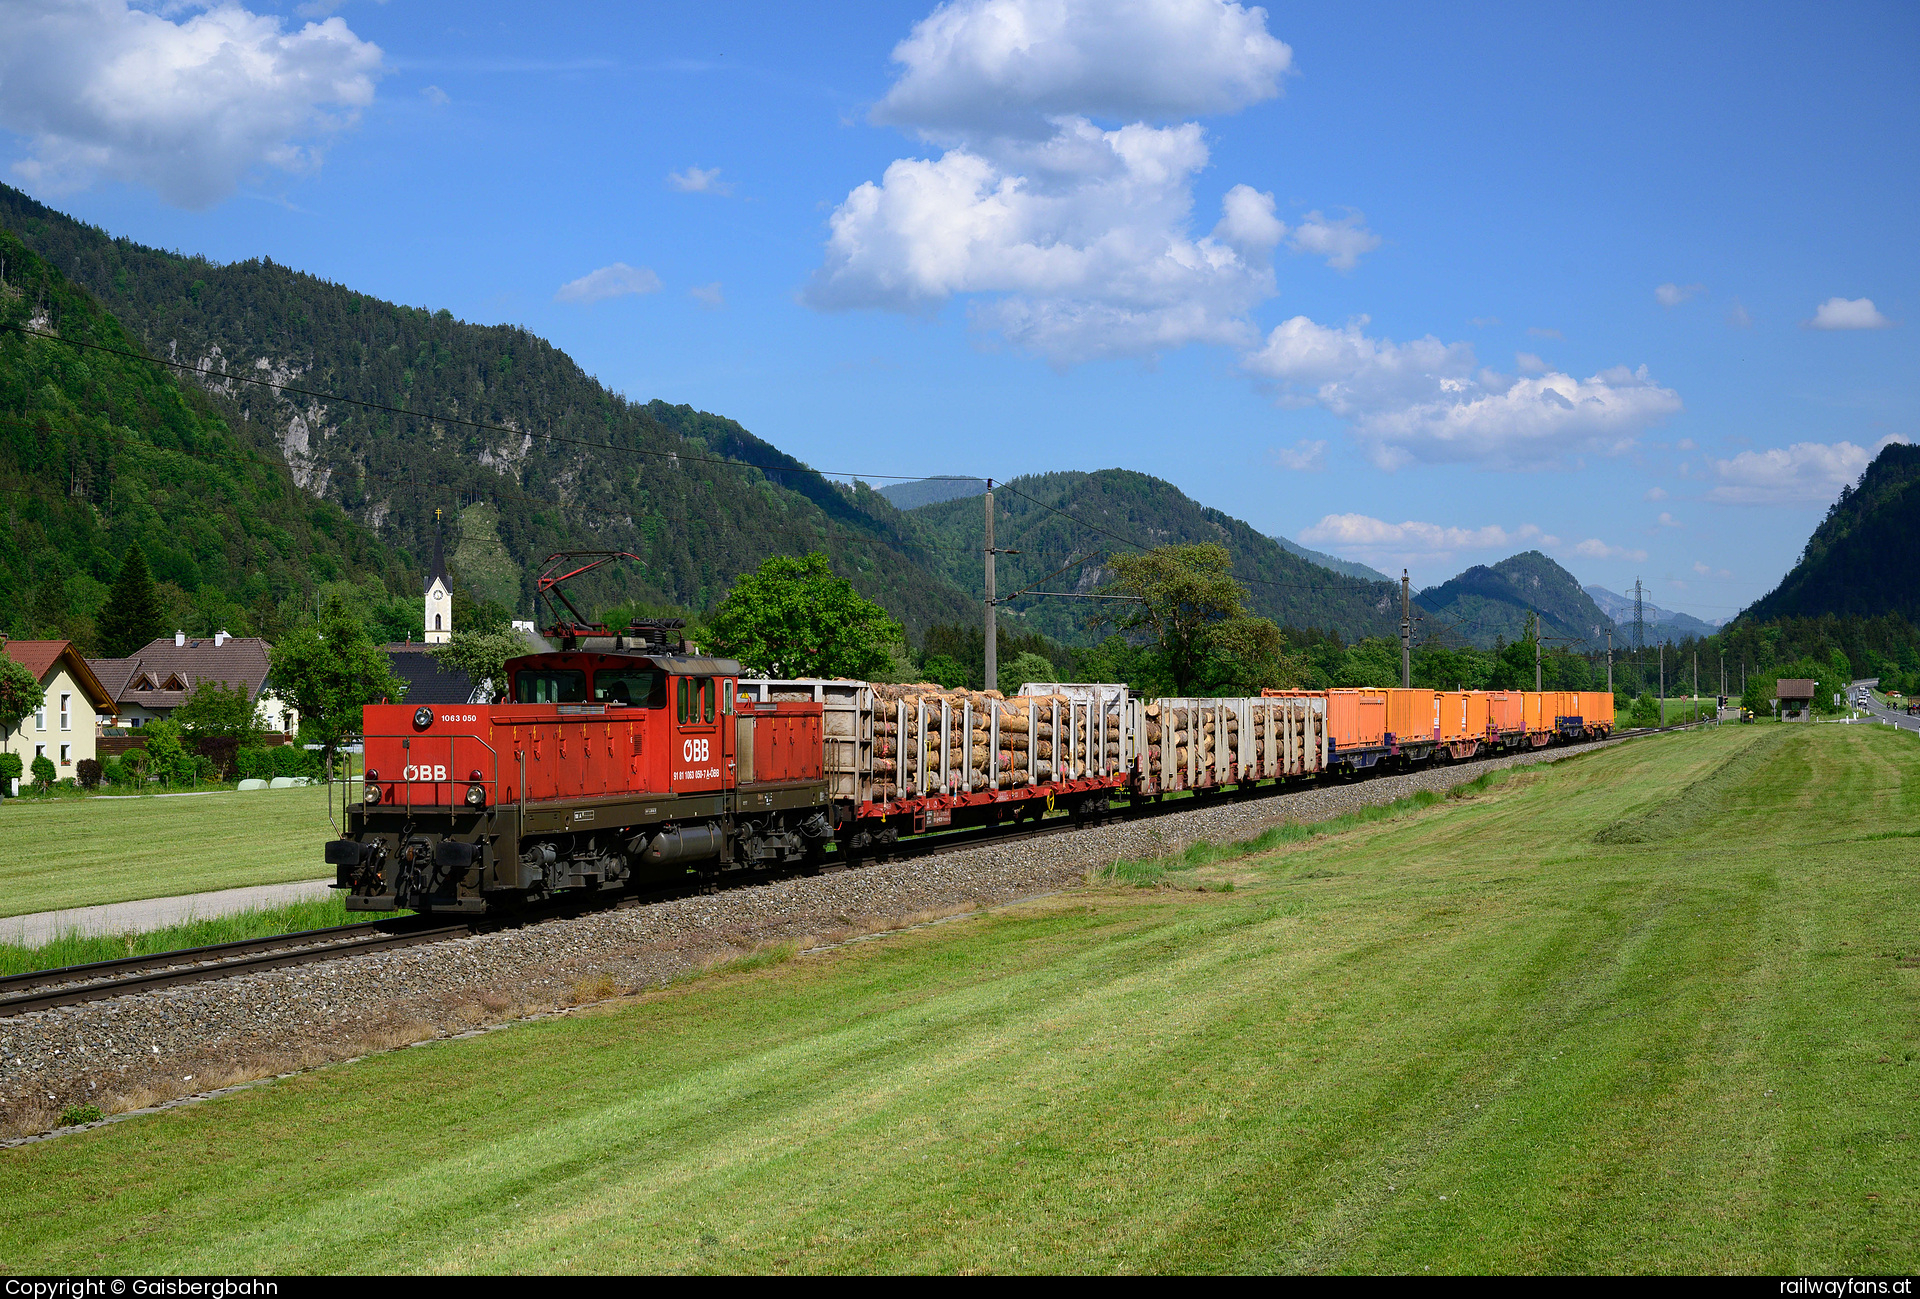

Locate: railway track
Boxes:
[3,722,1700,1018]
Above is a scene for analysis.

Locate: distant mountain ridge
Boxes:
[1740,441,1920,626]
[1416,551,1616,649]
[877,476,988,511]
[1583,585,1721,640]
[1273,536,1392,583]
[902,468,1402,644]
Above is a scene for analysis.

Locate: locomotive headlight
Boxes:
[364,784,382,805]
[464,784,487,807]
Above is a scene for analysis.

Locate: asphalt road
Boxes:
[1851,680,1920,735]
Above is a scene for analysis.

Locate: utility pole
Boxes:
[983,479,996,693]
[1606,630,1613,693]
[1400,569,1412,689]
[1660,642,1666,726]
[1693,651,1698,723]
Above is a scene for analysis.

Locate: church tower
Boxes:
[424,508,453,644]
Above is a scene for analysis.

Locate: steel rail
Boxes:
[0,919,420,997]
[4,721,1690,1017]
[0,922,470,1016]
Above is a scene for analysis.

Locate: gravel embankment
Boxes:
[1,737,1630,1139]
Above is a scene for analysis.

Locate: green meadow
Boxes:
[0,785,339,916]
[2,723,1915,1273]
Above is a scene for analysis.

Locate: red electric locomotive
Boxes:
[329,558,834,913]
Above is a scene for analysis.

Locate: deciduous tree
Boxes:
[1095,545,1295,694]
[706,553,902,680]
[0,655,40,755]
[267,598,405,778]
[428,627,530,703]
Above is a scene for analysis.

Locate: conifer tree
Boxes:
[99,542,164,657]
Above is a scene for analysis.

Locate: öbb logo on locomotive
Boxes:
[682,737,710,763]
[402,765,449,783]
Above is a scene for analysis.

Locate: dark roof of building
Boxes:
[384,644,476,705]
[1776,678,1818,700]
[99,635,274,701]
[1,639,114,708]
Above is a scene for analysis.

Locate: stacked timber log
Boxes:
[1144,701,1243,782]
[875,687,1122,794]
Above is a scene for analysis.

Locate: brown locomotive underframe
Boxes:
[341,777,829,911]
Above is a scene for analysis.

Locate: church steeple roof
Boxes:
[425,507,449,594]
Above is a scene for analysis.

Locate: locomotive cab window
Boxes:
[594,668,663,708]
[677,677,715,725]
[515,668,587,704]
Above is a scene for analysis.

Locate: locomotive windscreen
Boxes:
[515,668,588,703]
[594,667,665,708]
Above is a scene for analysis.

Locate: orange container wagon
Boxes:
[1435,690,1487,755]
[1521,691,1552,742]
[1384,688,1437,751]
[1487,691,1525,741]
[1578,691,1614,735]
[1463,691,1490,746]
[1324,688,1388,768]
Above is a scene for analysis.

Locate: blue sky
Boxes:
[2,0,1914,620]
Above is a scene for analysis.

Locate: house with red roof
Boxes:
[0,638,115,779]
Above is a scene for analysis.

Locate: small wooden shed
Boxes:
[1775,678,1817,721]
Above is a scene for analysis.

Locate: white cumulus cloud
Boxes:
[1268,438,1325,471]
[554,262,662,305]
[807,116,1284,362]
[1708,436,1907,504]
[1242,315,1683,469]
[1573,537,1649,561]
[872,0,1292,138]
[1656,282,1705,308]
[1804,297,1895,330]
[0,0,383,209]
[688,281,725,309]
[1297,515,1557,571]
[667,166,732,194]
[808,0,1343,365]
[1287,209,1380,271]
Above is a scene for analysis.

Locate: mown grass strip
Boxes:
[1100,767,1515,888]
[0,894,401,977]
[0,784,340,916]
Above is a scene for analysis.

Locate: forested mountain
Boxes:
[0,185,980,636]
[0,230,408,649]
[1415,551,1616,649]
[1740,441,1920,625]
[902,468,1402,644]
[1273,535,1391,582]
